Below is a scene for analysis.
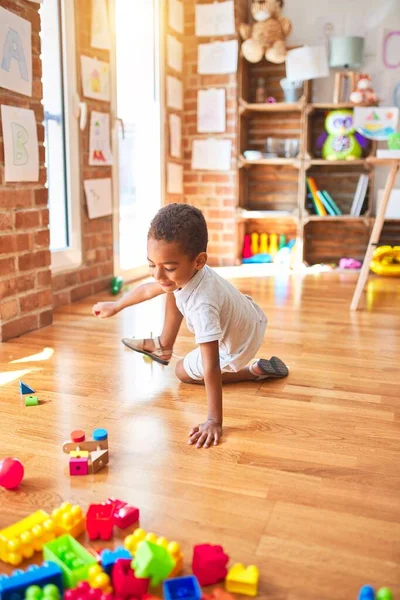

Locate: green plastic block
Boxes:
[376,588,393,600]
[24,395,39,406]
[25,584,61,600]
[132,540,175,587]
[43,534,97,588]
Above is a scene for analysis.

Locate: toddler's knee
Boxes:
[175,360,193,383]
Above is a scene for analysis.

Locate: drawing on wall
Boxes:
[84,178,113,219]
[383,30,400,69]
[1,104,39,182]
[167,162,183,194]
[195,1,235,37]
[169,113,181,158]
[394,83,400,109]
[0,7,32,96]
[89,111,113,165]
[91,0,111,50]
[198,40,238,75]
[354,107,399,140]
[198,88,226,133]
[81,55,110,101]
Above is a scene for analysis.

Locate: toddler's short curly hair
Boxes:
[148,203,208,259]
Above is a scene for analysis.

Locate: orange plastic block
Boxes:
[87,564,113,594]
[0,510,56,566]
[203,589,236,600]
[51,503,85,538]
[226,564,259,597]
[124,529,183,576]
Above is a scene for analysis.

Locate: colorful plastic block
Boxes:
[69,451,89,458]
[51,503,85,538]
[107,498,139,529]
[24,584,61,600]
[192,544,229,586]
[100,547,132,574]
[64,582,104,600]
[19,381,35,395]
[226,564,259,597]
[24,396,38,407]
[163,576,202,600]
[86,504,114,541]
[87,564,112,594]
[0,562,63,600]
[69,457,89,476]
[112,558,149,599]
[62,430,108,455]
[0,510,56,565]
[124,529,183,575]
[202,588,235,600]
[0,458,24,490]
[132,541,175,587]
[358,585,375,600]
[43,534,97,589]
[376,589,393,600]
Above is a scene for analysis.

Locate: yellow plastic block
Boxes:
[70,450,89,458]
[124,529,183,575]
[88,564,113,594]
[51,502,85,538]
[0,510,56,566]
[226,563,259,597]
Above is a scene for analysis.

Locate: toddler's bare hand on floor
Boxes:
[92,301,118,318]
[188,420,222,448]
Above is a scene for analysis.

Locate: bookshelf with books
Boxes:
[237,54,377,265]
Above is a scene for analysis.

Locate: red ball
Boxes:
[0,458,24,490]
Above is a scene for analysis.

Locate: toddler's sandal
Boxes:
[249,356,289,380]
[121,335,171,366]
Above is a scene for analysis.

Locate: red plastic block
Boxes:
[107,498,140,529]
[86,503,115,541]
[71,430,86,443]
[192,544,229,586]
[69,457,89,476]
[112,558,149,600]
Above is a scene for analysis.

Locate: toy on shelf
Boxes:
[24,583,61,600]
[242,234,251,259]
[86,504,115,541]
[0,457,24,490]
[239,0,292,64]
[43,535,97,589]
[192,544,229,586]
[132,541,175,587]
[0,510,56,566]
[226,564,259,597]
[370,245,400,276]
[124,529,183,577]
[318,109,368,160]
[50,503,85,538]
[259,233,268,254]
[250,232,259,256]
[269,233,278,256]
[62,429,109,476]
[349,74,379,106]
[0,563,63,600]
[163,576,202,600]
[112,558,149,599]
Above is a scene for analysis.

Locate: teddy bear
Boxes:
[239,0,292,64]
[349,74,379,106]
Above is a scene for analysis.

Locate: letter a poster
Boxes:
[0,7,32,96]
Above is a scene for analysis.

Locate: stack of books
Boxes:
[306,177,342,216]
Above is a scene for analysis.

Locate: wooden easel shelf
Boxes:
[239,98,304,115]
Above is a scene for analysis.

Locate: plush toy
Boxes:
[239,0,292,64]
[349,74,379,106]
[318,109,368,160]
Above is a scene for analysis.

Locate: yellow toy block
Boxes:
[124,529,183,576]
[70,450,89,458]
[88,564,113,594]
[51,502,85,538]
[226,563,259,597]
[0,510,56,565]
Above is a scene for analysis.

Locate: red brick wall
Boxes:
[52,0,113,308]
[181,0,248,266]
[0,0,52,342]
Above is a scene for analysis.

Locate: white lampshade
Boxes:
[329,36,364,68]
[285,46,329,82]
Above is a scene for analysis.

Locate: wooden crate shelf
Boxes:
[239,99,304,116]
[239,163,300,213]
[303,219,371,264]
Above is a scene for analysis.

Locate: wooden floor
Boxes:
[1,269,399,599]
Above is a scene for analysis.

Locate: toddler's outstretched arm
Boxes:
[92,281,165,318]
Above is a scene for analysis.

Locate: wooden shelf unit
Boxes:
[237,55,378,265]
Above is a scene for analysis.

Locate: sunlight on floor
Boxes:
[0,368,39,387]
[10,347,54,364]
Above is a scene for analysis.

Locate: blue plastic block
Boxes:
[163,576,202,600]
[92,428,108,441]
[358,586,375,600]
[0,562,63,600]
[100,547,131,574]
[19,381,35,395]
